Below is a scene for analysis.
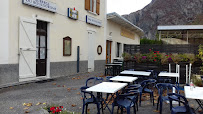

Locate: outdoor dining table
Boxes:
[113,62,123,64]
[105,64,122,76]
[86,82,128,113]
[120,70,151,76]
[110,76,138,83]
[158,72,180,84]
[184,86,203,110]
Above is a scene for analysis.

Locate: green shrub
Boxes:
[198,45,203,74]
[187,53,196,64]
[140,38,163,44]
[122,52,132,61]
[171,53,181,64]
[132,52,142,63]
[179,54,189,62]
[192,75,203,87]
[160,53,168,65]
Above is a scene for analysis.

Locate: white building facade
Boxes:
[0,0,143,87]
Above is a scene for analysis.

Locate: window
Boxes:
[63,37,72,56]
[116,42,121,57]
[85,0,100,15]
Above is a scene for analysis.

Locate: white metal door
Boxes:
[88,32,95,72]
[19,17,36,79]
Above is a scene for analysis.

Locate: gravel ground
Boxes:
[0,72,201,114]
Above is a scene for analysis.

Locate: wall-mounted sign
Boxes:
[86,15,102,27]
[68,8,78,20]
[22,0,57,13]
[121,28,135,40]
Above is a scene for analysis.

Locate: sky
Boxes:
[107,0,152,15]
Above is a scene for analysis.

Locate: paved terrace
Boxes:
[0,72,199,114]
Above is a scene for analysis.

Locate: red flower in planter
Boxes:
[49,106,63,113]
[154,59,156,61]
[166,55,168,56]
[149,49,151,51]
[155,56,157,57]
[50,107,55,111]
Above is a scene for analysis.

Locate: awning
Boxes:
[158,25,203,31]
[107,12,144,37]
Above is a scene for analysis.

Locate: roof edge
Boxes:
[107,12,144,36]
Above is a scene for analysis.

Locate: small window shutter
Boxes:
[85,0,90,10]
[96,0,100,15]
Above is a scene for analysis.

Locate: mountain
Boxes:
[123,0,203,39]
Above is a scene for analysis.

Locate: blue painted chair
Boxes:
[156,83,179,114]
[146,70,154,79]
[124,84,141,111]
[139,79,156,106]
[85,77,104,87]
[112,92,138,114]
[80,86,103,114]
[168,93,195,114]
[106,76,113,82]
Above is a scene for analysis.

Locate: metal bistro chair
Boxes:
[112,92,138,114]
[168,93,195,114]
[80,86,103,114]
[156,83,179,114]
[85,77,104,87]
[139,79,156,106]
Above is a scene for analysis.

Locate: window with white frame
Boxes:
[85,0,100,15]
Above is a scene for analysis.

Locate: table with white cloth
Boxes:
[158,72,180,86]
[184,86,203,110]
[86,82,128,113]
[120,70,151,76]
[110,76,138,83]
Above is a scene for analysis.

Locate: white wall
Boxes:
[0,1,9,64]
[8,0,106,64]
[106,20,141,62]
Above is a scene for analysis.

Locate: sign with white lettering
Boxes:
[86,15,102,27]
[68,8,78,20]
[23,0,57,13]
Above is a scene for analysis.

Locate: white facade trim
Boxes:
[0,0,9,64]
[32,14,53,23]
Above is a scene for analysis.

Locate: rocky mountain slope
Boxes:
[123,0,203,39]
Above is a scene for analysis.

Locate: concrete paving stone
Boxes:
[0,72,200,114]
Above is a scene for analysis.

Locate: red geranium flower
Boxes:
[50,107,55,111]
[166,55,168,56]
[155,56,157,57]
[154,59,156,61]
[149,49,151,51]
